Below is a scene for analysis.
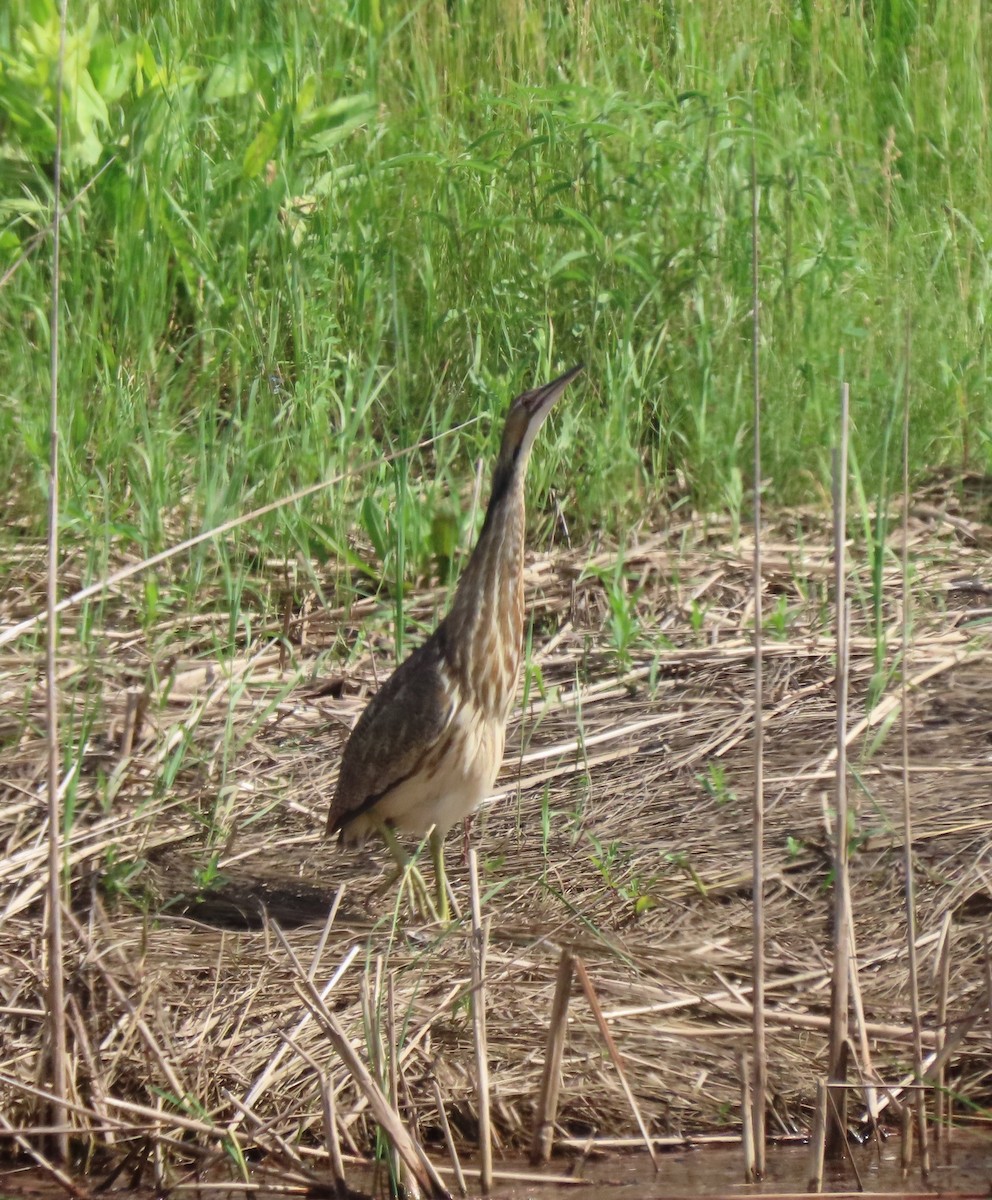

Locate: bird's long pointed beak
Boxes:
[522,363,584,425]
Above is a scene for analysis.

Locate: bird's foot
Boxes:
[375,823,449,923]
[376,860,442,923]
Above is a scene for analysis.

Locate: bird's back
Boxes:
[327,632,455,839]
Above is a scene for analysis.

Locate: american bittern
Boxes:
[326,364,583,919]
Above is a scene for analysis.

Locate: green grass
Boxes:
[2,0,991,629]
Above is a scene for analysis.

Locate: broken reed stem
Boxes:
[467,849,492,1195]
[900,346,931,1180]
[844,909,878,1126]
[572,957,660,1171]
[749,110,767,1181]
[44,0,70,1164]
[934,911,952,1149]
[806,1079,827,1193]
[825,381,852,1158]
[739,1050,756,1182]
[431,1079,467,1198]
[529,946,573,1165]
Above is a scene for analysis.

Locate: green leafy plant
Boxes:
[585,554,643,671]
[765,593,793,641]
[665,850,708,897]
[697,761,737,806]
[99,850,150,906]
[586,833,659,917]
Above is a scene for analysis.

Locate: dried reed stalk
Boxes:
[901,357,931,1179]
[572,956,659,1170]
[749,115,767,1179]
[806,1079,826,1192]
[844,911,878,1125]
[431,1078,467,1198]
[739,1049,755,1182]
[467,849,492,1194]
[933,911,952,1149]
[529,946,573,1165]
[43,0,70,1163]
[825,382,852,1157]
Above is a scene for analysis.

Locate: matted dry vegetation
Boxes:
[2,486,991,1187]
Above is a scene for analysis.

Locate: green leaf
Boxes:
[242,105,289,178]
[204,51,255,103]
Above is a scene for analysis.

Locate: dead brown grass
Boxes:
[1,490,991,1185]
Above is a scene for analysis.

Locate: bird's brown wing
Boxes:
[326,635,455,834]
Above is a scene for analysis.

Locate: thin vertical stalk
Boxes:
[431,1079,467,1198]
[280,1034,349,1194]
[933,912,952,1151]
[739,1050,755,1183]
[806,1079,827,1192]
[900,343,931,1179]
[44,0,70,1161]
[573,957,659,1170]
[825,383,851,1158]
[467,850,492,1194]
[529,947,573,1165]
[386,973,403,1194]
[749,116,767,1180]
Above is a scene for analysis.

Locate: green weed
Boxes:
[584,551,642,671]
[585,833,658,918]
[2,0,990,600]
[697,761,737,807]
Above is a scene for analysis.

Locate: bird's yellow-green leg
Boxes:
[429,828,452,923]
[376,822,439,922]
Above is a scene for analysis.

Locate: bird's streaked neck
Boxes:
[478,450,524,537]
[443,456,528,714]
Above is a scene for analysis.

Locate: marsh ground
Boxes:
[2,493,990,1190]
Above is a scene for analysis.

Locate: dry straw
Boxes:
[2,487,991,1186]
